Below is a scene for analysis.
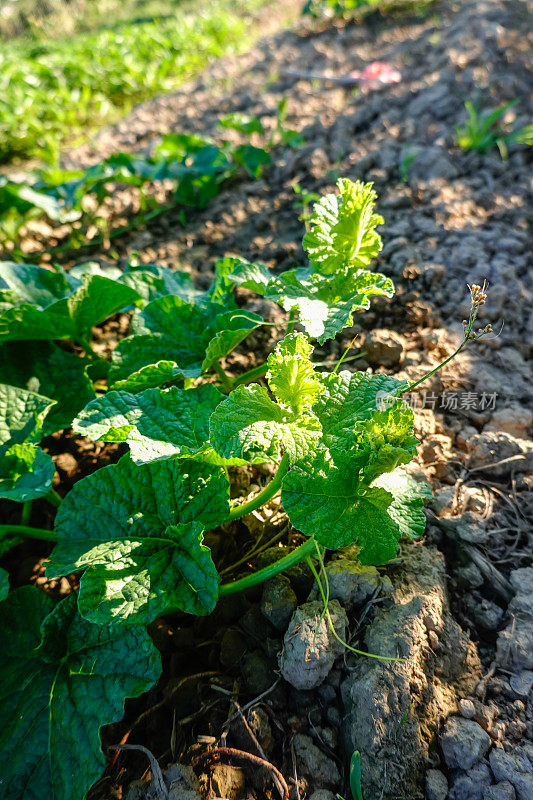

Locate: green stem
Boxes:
[286,307,297,335]
[233,363,268,387]
[226,452,290,523]
[45,488,62,508]
[0,524,58,542]
[406,336,468,393]
[21,500,32,526]
[218,537,316,597]
[213,361,234,393]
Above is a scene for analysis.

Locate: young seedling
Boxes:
[456,98,532,159]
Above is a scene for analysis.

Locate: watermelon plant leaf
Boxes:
[209,383,321,464]
[0,443,55,502]
[372,470,432,539]
[303,178,383,273]
[282,447,401,563]
[0,341,94,435]
[47,454,229,623]
[266,332,323,413]
[0,262,73,307]
[74,384,223,464]
[207,256,274,301]
[314,370,409,449]
[0,383,55,447]
[0,587,161,800]
[109,296,262,392]
[265,267,394,343]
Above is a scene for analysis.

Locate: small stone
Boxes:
[512,772,533,800]
[308,790,336,800]
[293,734,341,789]
[459,698,476,719]
[261,575,297,631]
[308,559,381,609]
[510,569,533,597]
[489,750,529,784]
[279,601,348,690]
[464,595,504,631]
[496,621,533,671]
[449,761,491,800]
[241,650,274,694]
[456,563,484,589]
[509,671,533,698]
[210,765,246,800]
[468,432,532,477]
[484,783,516,800]
[486,405,533,439]
[425,768,448,800]
[440,717,491,770]
[363,329,404,367]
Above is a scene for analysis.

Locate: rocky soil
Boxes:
[6,0,533,799]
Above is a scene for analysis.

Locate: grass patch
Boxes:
[0,0,270,164]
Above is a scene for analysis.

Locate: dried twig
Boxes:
[192,747,289,800]
[109,744,168,799]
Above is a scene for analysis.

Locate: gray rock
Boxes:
[425,768,448,800]
[292,734,341,789]
[464,595,504,631]
[484,783,516,800]
[261,575,297,631]
[127,762,202,800]
[343,545,479,799]
[279,600,347,690]
[489,750,531,785]
[468,432,532,477]
[496,619,533,672]
[307,791,337,800]
[363,329,404,367]
[458,698,476,719]
[510,569,533,597]
[440,717,491,770]
[512,772,533,800]
[486,405,533,439]
[449,761,492,800]
[408,145,458,181]
[509,671,533,698]
[456,563,484,589]
[308,559,381,609]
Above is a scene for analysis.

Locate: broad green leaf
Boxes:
[0,587,161,800]
[65,274,141,336]
[209,383,321,464]
[0,262,72,308]
[302,178,383,274]
[232,144,271,178]
[314,370,409,450]
[0,568,8,600]
[0,273,140,342]
[282,448,401,563]
[0,384,55,446]
[349,399,419,483]
[207,256,274,301]
[0,443,54,502]
[265,267,394,343]
[109,296,262,392]
[78,521,219,624]
[372,470,432,539]
[74,384,223,464]
[0,341,94,434]
[266,332,323,413]
[121,263,201,305]
[47,454,229,623]
[218,112,264,135]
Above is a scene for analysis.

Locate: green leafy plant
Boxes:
[0,132,271,256]
[456,99,533,159]
[0,0,270,163]
[0,179,491,798]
